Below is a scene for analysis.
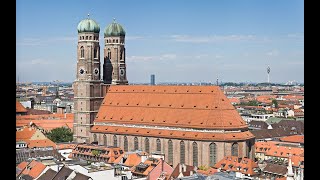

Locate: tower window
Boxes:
[113,39,115,43]
[106,40,108,43]
[80,46,84,58]
[116,39,118,43]
[89,36,92,40]
[79,36,81,40]
[94,47,98,58]
[86,36,88,40]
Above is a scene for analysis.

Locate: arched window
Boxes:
[231,143,239,157]
[106,39,108,43]
[193,142,198,167]
[113,135,117,147]
[80,46,84,58]
[156,139,161,152]
[134,137,139,150]
[94,47,98,58]
[180,141,185,164]
[247,141,252,158]
[209,143,217,166]
[116,39,118,43]
[168,140,173,165]
[113,39,115,43]
[103,134,107,146]
[89,36,92,40]
[124,136,128,151]
[93,134,97,142]
[145,138,150,153]
[86,36,88,40]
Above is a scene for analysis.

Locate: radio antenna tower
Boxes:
[267,65,271,84]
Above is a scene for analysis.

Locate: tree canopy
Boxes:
[46,127,73,143]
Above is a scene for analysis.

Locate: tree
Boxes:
[272,99,279,108]
[46,127,73,143]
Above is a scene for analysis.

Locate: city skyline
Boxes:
[17,0,304,83]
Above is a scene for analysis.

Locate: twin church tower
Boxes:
[73,15,128,142]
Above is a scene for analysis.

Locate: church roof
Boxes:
[95,85,248,130]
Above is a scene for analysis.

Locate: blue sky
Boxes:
[16,0,304,83]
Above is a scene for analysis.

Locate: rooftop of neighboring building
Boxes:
[248,120,269,130]
[255,141,304,159]
[213,156,259,176]
[37,168,57,180]
[16,160,47,179]
[261,163,287,176]
[168,163,196,179]
[280,135,304,144]
[16,101,28,113]
[251,128,295,139]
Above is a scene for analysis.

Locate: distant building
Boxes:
[151,74,155,85]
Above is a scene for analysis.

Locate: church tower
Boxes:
[103,19,128,85]
[73,15,104,143]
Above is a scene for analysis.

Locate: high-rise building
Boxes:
[151,74,155,85]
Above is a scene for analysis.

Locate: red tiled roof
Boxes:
[17,160,46,179]
[25,139,56,148]
[16,101,27,113]
[280,135,304,144]
[91,125,255,141]
[213,156,258,176]
[16,127,37,141]
[95,85,248,130]
[16,113,74,131]
[255,141,304,158]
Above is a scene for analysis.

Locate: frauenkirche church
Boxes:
[73,15,255,168]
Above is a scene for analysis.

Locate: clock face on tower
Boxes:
[79,68,85,75]
[94,68,99,76]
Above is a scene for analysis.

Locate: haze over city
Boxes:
[16,0,304,84]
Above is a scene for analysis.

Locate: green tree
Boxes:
[46,127,73,143]
[272,99,279,108]
[92,150,101,156]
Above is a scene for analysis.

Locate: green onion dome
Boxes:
[77,14,100,33]
[104,18,126,37]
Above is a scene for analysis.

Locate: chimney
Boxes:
[179,164,182,173]
[161,158,164,173]
[183,164,186,172]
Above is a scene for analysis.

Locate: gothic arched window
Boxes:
[193,142,198,167]
[113,135,117,147]
[145,138,150,153]
[103,134,107,146]
[209,143,217,166]
[80,46,84,58]
[134,137,139,150]
[93,134,97,142]
[231,143,239,157]
[180,141,185,164]
[156,139,161,152]
[124,136,128,151]
[168,140,173,165]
